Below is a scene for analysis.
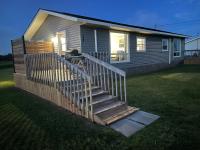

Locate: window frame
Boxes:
[173,39,182,57]
[109,30,130,63]
[162,39,169,51]
[136,37,146,52]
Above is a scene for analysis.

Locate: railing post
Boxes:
[124,75,127,103]
[89,79,93,121]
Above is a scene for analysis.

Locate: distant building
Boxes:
[185,37,200,56]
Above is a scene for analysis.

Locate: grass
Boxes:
[0,61,200,150]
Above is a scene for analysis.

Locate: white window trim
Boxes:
[162,39,169,51]
[173,39,181,58]
[109,30,130,64]
[94,29,97,52]
[136,36,146,52]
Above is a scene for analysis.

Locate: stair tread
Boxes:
[91,95,117,105]
[94,101,125,115]
[72,86,99,93]
[103,106,139,125]
[80,89,108,100]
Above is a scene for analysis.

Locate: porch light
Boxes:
[51,36,58,45]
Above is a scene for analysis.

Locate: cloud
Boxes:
[174,12,192,19]
[170,0,200,5]
[125,10,167,28]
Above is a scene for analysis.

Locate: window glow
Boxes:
[110,32,129,62]
[51,36,58,45]
[137,37,146,52]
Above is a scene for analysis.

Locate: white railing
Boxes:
[88,52,109,62]
[82,53,127,103]
[25,53,93,119]
[110,52,129,62]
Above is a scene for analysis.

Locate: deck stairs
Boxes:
[25,53,138,125]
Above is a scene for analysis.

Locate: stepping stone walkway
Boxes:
[110,111,159,137]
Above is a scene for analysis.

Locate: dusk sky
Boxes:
[1,0,200,54]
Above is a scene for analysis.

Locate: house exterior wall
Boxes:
[80,25,185,72]
[31,15,81,52]
[80,26,110,53]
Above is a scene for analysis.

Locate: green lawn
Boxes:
[0,61,200,150]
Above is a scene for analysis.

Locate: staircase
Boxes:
[25,53,138,125]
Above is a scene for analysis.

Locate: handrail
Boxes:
[25,53,93,120]
[82,53,127,103]
[82,53,126,76]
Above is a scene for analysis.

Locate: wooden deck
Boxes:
[12,37,138,125]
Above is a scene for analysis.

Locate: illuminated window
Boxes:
[110,32,129,63]
[137,37,146,52]
[59,31,67,52]
[173,39,181,57]
[162,39,168,51]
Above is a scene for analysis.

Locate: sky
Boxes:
[0,0,200,55]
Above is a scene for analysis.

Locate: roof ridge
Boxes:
[40,8,188,37]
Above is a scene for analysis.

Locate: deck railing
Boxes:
[25,53,93,119]
[88,52,109,62]
[82,53,127,103]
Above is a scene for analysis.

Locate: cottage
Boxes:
[12,9,187,125]
[24,9,186,74]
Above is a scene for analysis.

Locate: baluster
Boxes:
[120,75,122,101]
[96,62,99,87]
[50,53,53,86]
[84,76,89,118]
[115,72,118,97]
[40,54,43,83]
[59,57,62,91]
[76,69,80,109]
[107,68,110,94]
[100,64,103,88]
[69,65,73,109]
[56,55,60,89]
[111,71,114,96]
[65,62,69,97]
[62,59,65,95]
[103,66,106,91]
[124,76,127,103]
[80,73,84,112]
[72,67,76,110]
[88,79,93,120]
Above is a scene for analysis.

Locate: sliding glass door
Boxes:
[110,31,129,63]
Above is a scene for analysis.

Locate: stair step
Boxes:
[88,89,108,97]
[91,95,117,105]
[72,86,100,93]
[103,106,139,125]
[94,101,125,115]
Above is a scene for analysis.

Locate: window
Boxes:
[110,31,129,63]
[59,31,67,52]
[137,37,146,52]
[162,39,168,51]
[173,39,181,57]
